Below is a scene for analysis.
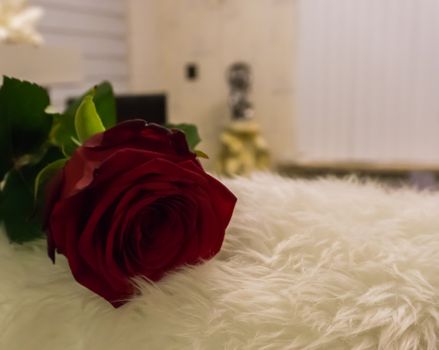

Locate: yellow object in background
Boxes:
[217,119,270,176]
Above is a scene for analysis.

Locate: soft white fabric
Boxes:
[1,174,439,349]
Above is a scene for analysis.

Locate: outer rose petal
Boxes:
[50,194,132,306]
[177,160,237,231]
[45,169,66,261]
[85,120,193,158]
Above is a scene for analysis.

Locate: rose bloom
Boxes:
[46,121,236,307]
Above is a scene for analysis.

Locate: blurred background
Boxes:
[1,0,439,185]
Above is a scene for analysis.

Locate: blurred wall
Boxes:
[31,0,130,108]
[128,0,296,168]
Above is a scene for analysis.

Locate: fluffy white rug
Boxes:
[1,174,439,349]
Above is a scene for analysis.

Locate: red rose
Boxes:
[46,120,236,307]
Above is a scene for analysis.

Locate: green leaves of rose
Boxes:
[0,77,117,243]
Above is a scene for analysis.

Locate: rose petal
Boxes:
[103,196,159,276]
[159,196,200,267]
[137,206,186,279]
[194,190,224,259]
[50,193,131,305]
[79,180,179,268]
[84,120,148,148]
[45,169,66,261]
[178,160,237,231]
[85,121,194,159]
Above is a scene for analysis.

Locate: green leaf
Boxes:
[49,113,77,157]
[34,158,67,202]
[0,168,44,243]
[51,81,116,156]
[75,94,105,143]
[166,123,201,150]
[0,146,64,243]
[0,76,52,181]
[194,149,209,159]
[93,82,117,129]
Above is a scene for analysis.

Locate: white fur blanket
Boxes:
[1,174,439,349]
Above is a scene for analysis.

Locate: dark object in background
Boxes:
[67,94,167,125]
[115,94,166,124]
[186,63,198,81]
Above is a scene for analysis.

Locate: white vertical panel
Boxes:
[30,0,129,109]
[295,0,439,164]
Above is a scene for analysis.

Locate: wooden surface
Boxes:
[278,160,439,176]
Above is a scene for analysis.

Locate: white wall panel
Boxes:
[295,0,439,165]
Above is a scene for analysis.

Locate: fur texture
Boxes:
[1,174,439,349]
